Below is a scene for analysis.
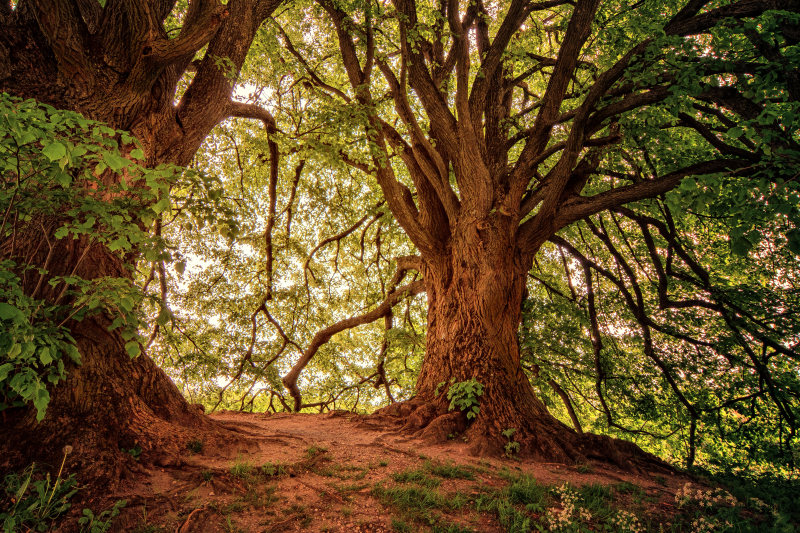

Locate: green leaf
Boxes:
[33,386,50,421]
[0,363,13,382]
[0,302,23,321]
[152,197,171,214]
[156,308,170,326]
[787,229,800,255]
[102,152,131,171]
[42,142,67,162]
[730,235,753,256]
[39,346,53,365]
[125,341,141,358]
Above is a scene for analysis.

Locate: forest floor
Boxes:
[62,411,786,532]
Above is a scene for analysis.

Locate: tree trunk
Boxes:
[0,2,264,483]
[1,224,214,483]
[379,215,659,467]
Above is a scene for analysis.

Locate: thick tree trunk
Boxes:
[379,216,658,468]
[0,3,259,483]
[0,208,216,486]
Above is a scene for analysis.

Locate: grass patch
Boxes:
[373,483,446,511]
[475,483,538,533]
[260,461,288,478]
[373,482,468,528]
[575,482,615,521]
[392,468,441,488]
[317,462,367,480]
[432,523,476,533]
[391,517,412,532]
[0,463,78,533]
[186,439,204,454]
[305,445,328,458]
[229,457,254,479]
[282,503,312,528]
[424,460,475,480]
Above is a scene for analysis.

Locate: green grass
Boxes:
[474,483,536,533]
[392,468,441,488]
[424,460,475,480]
[229,458,254,479]
[432,523,476,533]
[260,461,288,477]
[305,445,328,458]
[186,439,204,454]
[391,517,413,532]
[0,464,78,533]
[575,482,615,521]
[373,484,447,511]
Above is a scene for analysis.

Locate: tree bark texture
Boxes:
[1,0,280,483]
[376,214,656,467]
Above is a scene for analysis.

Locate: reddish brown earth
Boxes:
[58,411,691,532]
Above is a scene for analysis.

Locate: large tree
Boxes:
[0,0,283,478]
[293,0,800,459]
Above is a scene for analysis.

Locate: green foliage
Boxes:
[78,499,127,533]
[0,93,187,420]
[423,461,475,481]
[0,464,77,533]
[186,438,204,454]
[0,269,80,420]
[502,429,521,458]
[122,444,142,460]
[305,445,328,458]
[474,473,550,532]
[391,469,441,489]
[229,458,254,479]
[260,462,288,478]
[445,379,483,420]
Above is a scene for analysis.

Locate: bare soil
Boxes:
[62,411,692,532]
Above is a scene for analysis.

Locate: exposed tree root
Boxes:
[0,325,252,488]
[374,398,671,473]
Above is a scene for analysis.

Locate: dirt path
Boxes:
[77,411,690,532]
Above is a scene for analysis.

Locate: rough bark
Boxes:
[377,216,660,469]
[0,0,280,484]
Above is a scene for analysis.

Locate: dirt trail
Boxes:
[75,411,689,532]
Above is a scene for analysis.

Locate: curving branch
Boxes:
[282,278,425,411]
